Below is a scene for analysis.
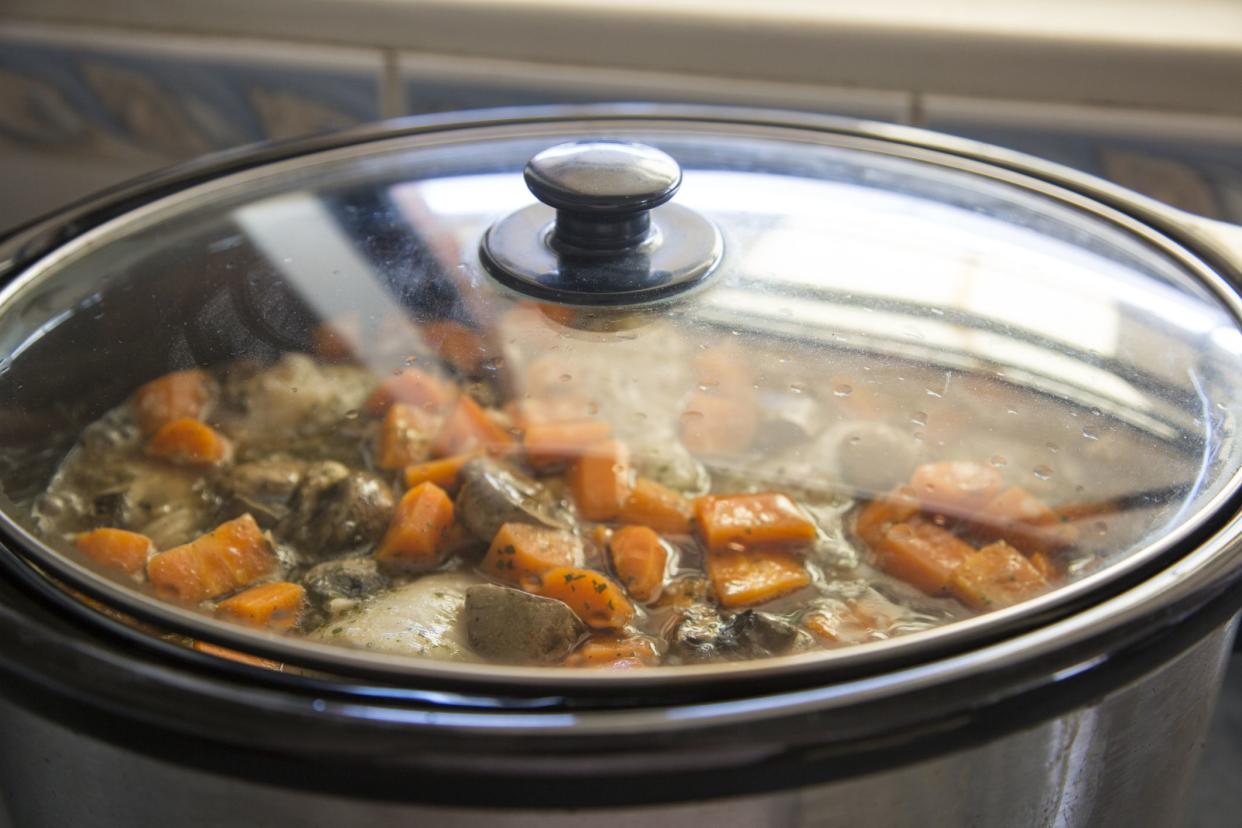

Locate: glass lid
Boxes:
[1,110,1240,683]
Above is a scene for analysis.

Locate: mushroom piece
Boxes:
[669,607,811,664]
[463,584,587,664]
[455,457,572,543]
[277,461,395,560]
[300,556,390,614]
[215,456,307,526]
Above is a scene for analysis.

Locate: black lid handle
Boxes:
[524,141,682,254]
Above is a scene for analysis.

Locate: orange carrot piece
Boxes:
[617,478,693,535]
[191,640,283,670]
[365,368,456,417]
[147,514,275,604]
[1028,550,1059,581]
[377,403,440,470]
[74,528,154,575]
[705,548,810,608]
[132,368,213,437]
[693,492,817,552]
[402,451,481,493]
[567,439,632,521]
[854,486,921,546]
[481,523,584,589]
[803,602,875,647]
[432,395,515,457]
[422,320,490,375]
[970,486,1079,554]
[909,461,1004,516]
[565,633,661,668]
[608,525,668,603]
[216,582,307,630]
[679,391,758,456]
[505,396,599,429]
[872,519,974,596]
[146,417,231,466]
[375,482,455,569]
[950,540,1049,611]
[537,567,635,630]
[523,419,613,468]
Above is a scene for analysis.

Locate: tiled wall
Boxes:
[3,21,1242,233]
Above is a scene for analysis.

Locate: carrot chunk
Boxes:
[949,540,1049,611]
[803,601,875,647]
[855,486,921,546]
[567,439,632,521]
[75,528,154,575]
[481,523,584,590]
[872,519,974,596]
[432,396,515,457]
[216,582,307,630]
[536,567,635,630]
[608,525,668,603]
[132,368,213,436]
[377,403,441,470]
[693,492,817,552]
[402,451,480,493]
[617,478,693,535]
[375,482,455,569]
[365,368,456,417]
[146,417,231,466]
[191,640,283,671]
[422,320,491,375]
[679,391,758,456]
[909,461,1004,516]
[565,633,661,668]
[524,419,613,469]
[970,486,1079,554]
[147,514,275,604]
[705,548,810,608]
[506,396,599,429]
[1028,550,1059,581]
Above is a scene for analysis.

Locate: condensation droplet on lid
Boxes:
[912,431,926,442]
[680,410,704,423]
[1033,465,1054,480]
[926,389,943,398]
[344,410,359,420]
[1093,522,1108,537]
[1006,407,1018,415]
[403,355,419,366]
[558,373,573,383]
[1046,442,1059,454]
[1082,427,1099,441]
[1090,407,1103,417]
[932,514,947,526]
[929,307,945,316]
[847,435,862,446]
[789,382,807,395]
[990,455,1008,467]
[911,411,928,426]
[697,382,719,392]
[833,384,853,397]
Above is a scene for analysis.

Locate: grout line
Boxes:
[380,48,404,119]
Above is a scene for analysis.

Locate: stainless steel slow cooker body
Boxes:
[2,107,1242,827]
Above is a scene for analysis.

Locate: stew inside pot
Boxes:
[31,307,1111,669]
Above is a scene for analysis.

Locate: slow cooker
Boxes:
[1,106,1242,827]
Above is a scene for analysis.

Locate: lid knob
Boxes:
[480,140,723,306]
[524,141,681,253]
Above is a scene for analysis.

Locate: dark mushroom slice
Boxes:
[215,456,307,527]
[669,607,812,664]
[277,461,395,560]
[300,556,390,610]
[455,457,573,543]
[463,584,587,664]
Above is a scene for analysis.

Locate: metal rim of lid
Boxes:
[1,105,1241,694]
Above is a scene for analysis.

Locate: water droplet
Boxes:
[913,431,926,441]
[1082,427,1099,441]
[1093,521,1108,537]
[833,384,853,397]
[1006,407,1019,416]
[730,330,741,337]
[344,409,359,420]
[680,410,704,423]
[558,373,573,383]
[932,514,947,526]
[1046,442,1059,454]
[990,455,1008,467]
[911,411,928,426]
[926,388,943,398]
[929,307,945,316]
[789,382,807,395]
[1090,407,1102,417]
[403,355,419,366]
[697,381,719,392]
[847,435,862,446]
[1033,465,1054,480]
